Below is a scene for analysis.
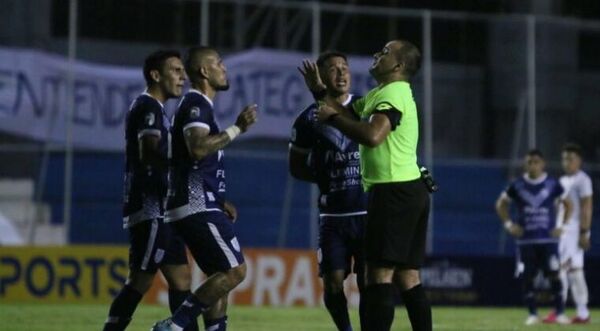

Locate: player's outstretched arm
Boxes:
[579,196,593,249]
[315,105,390,148]
[185,105,258,160]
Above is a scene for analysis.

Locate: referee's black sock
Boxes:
[323,290,352,331]
[364,284,395,331]
[401,284,432,331]
[169,289,199,331]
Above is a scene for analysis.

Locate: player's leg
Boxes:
[350,216,367,331]
[364,264,396,331]
[568,246,590,323]
[558,234,572,306]
[319,216,353,331]
[541,244,569,324]
[202,295,229,331]
[103,219,163,331]
[518,245,539,324]
[153,213,246,331]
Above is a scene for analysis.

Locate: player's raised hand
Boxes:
[315,104,339,123]
[298,59,326,92]
[235,104,258,132]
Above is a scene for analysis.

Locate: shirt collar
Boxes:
[188,88,214,107]
[142,90,164,109]
[523,172,548,185]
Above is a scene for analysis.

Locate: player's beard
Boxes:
[216,80,230,91]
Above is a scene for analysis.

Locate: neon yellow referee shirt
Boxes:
[352,81,421,191]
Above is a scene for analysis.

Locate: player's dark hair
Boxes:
[184,46,218,82]
[143,49,181,86]
[316,51,348,69]
[526,149,544,159]
[562,143,583,158]
[395,40,421,78]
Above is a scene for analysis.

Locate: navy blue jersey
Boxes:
[289,95,368,216]
[123,92,170,228]
[166,89,226,222]
[505,173,565,244]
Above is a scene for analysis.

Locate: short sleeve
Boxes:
[579,174,594,198]
[289,108,315,152]
[181,102,212,133]
[137,101,164,139]
[505,183,517,200]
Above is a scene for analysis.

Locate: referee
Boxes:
[299,40,431,331]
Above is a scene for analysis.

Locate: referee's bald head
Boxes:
[392,40,421,78]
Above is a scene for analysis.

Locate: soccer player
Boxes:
[290,51,367,331]
[103,50,199,331]
[495,149,573,325]
[557,143,593,324]
[300,40,432,331]
[151,46,257,331]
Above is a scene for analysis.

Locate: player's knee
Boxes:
[227,263,246,287]
[126,271,154,293]
[324,279,345,294]
[393,269,421,291]
[163,265,192,291]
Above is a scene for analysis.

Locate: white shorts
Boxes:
[559,228,585,269]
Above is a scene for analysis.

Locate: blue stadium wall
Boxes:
[40,152,600,258]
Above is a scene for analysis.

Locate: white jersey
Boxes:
[558,170,593,231]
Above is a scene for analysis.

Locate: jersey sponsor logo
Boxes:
[145,112,155,126]
[190,107,201,118]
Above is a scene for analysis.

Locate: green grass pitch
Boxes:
[0,304,598,331]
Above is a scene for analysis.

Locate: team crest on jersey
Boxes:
[145,112,155,126]
[190,107,201,118]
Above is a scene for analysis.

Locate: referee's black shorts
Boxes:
[365,179,430,269]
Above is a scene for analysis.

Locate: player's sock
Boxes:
[550,277,565,315]
[103,284,143,331]
[568,270,590,318]
[523,278,537,316]
[358,292,367,331]
[364,284,395,331]
[401,284,432,331]
[169,290,200,331]
[203,315,228,331]
[171,294,210,329]
[559,269,569,304]
[323,290,352,331]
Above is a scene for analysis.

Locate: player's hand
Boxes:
[223,201,238,223]
[506,223,524,238]
[578,235,591,250]
[551,227,564,238]
[298,59,326,93]
[235,104,258,132]
[315,104,338,123]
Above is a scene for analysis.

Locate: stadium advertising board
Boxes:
[0,48,375,150]
[3,247,599,306]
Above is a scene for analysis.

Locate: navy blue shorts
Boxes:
[171,211,244,275]
[517,243,560,277]
[128,218,188,273]
[318,215,366,277]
